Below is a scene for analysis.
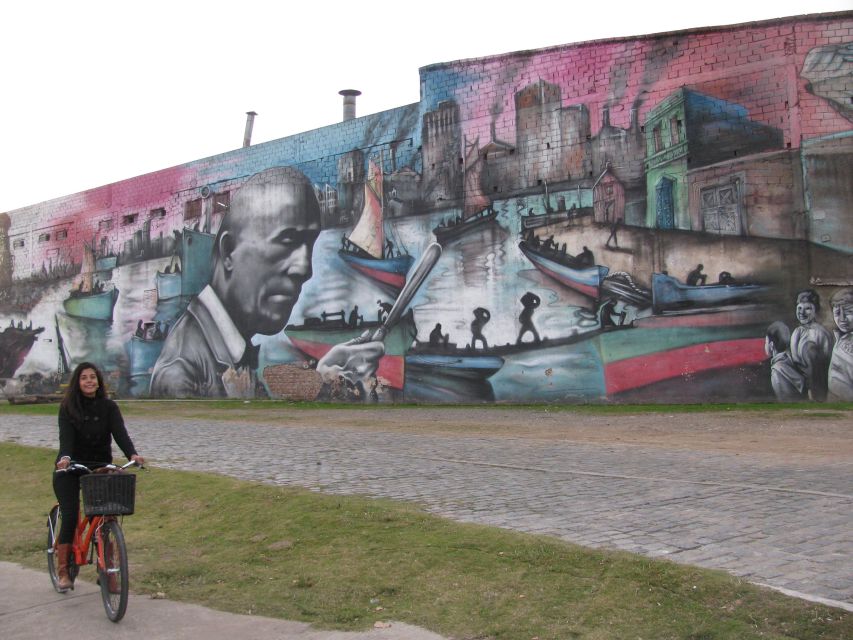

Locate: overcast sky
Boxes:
[1,0,849,213]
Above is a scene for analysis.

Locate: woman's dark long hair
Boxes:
[60,362,107,422]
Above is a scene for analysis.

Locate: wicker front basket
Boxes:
[80,473,136,516]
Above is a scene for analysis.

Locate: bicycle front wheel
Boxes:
[97,519,129,622]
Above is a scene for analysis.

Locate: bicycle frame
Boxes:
[48,504,115,572]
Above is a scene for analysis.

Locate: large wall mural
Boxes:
[1,13,851,403]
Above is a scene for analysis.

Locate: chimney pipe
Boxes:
[243,111,258,147]
[339,89,361,122]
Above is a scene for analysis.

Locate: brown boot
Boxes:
[56,543,74,592]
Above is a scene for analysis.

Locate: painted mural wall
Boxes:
[1,13,851,404]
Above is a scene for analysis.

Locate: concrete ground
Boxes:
[1,406,851,638]
[0,561,447,639]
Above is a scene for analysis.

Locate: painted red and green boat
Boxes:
[284,310,417,390]
[592,306,771,396]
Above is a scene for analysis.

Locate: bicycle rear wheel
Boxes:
[46,506,78,592]
[97,519,129,622]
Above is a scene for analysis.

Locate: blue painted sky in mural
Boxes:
[0,0,850,213]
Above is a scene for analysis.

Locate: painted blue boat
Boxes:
[155,270,182,300]
[405,348,504,381]
[180,228,215,297]
[127,334,165,378]
[95,254,118,271]
[651,273,770,314]
[62,287,119,321]
[519,240,609,299]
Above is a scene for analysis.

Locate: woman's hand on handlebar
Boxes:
[131,454,145,467]
[56,456,71,471]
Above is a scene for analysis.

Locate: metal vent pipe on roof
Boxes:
[243,111,258,147]
[339,90,361,122]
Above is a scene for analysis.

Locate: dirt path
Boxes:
[124,405,853,461]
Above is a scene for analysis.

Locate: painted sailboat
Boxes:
[432,136,498,245]
[62,242,119,321]
[518,239,609,300]
[284,309,417,390]
[338,158,414,292]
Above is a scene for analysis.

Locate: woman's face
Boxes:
[78,368,99,398]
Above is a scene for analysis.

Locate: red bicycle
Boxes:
[47,460,142,622]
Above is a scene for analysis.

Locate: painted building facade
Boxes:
[1,12,851,403]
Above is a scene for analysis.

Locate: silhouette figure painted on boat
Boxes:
[348,305,362,328]
[377,300,393,323]
[429,323,449,347]
[517,292,541,345]
[686,264,707,286]
[470,308,491,349]
[578,246,594,267]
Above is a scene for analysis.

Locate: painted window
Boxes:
[213,191,230,214]
[121,213,138,226]
[653,126,663,153]
[56,229,68,240]
[12,238,24,249]
[184,198,202,221]
[99,219,113,232]
[150,207,166,219]
[38,233,50,243]
[669,117,681,145]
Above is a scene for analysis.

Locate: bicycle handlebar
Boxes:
[56,460,144,474]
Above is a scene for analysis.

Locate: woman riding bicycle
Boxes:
[53,362,145,592]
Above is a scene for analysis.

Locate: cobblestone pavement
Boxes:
[4,414,852,611]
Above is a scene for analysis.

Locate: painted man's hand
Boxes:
[316,331,385,385]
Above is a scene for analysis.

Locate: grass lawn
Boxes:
[1,442,850,640]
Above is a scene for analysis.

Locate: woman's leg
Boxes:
[52,471,80,544]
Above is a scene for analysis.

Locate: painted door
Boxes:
[655,177,675,229]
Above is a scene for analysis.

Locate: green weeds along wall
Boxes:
[1,13,851,403]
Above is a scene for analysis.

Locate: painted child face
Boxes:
[796,301,816,325]
[833,303,853,334]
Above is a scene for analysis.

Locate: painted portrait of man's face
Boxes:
[796,301,816,325]
[223,172,321,336]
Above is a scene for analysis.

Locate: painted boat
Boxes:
[180,228,215,297]
[284,310,417,390]
[520,205,592,230]
[592,308,771,396]
[338,251,414,291]
[63,287,119,321]
[433,208,498,244]
[405,343,504,381]
[126,334,165,378]
[0,324,44,377]
[651,272,770,314]
[518,239,609,299]
[155,270,182,300]
[339,157,415,292]
[95,254,118,271]
[432,136,497,245]
[63,242,120,321]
